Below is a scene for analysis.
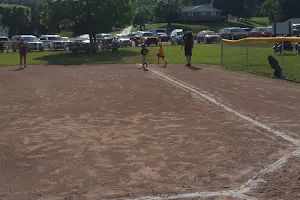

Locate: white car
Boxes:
[40,35,66,51]
[170,29,184,45]
[114,34,126,38]
[117,37,132,47]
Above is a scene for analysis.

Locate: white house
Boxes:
[181,4,222,23]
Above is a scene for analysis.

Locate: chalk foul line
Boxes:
[115,65,300,200]
[148,68,300,147]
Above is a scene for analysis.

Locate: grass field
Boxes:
[133,17,270,33]
[1,41,300,81]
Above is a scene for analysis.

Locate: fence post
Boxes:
[221,39,224,67]
[245,41,249,71]
[281,40,284,76]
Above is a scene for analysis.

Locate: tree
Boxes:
[212,0,258,20]
[0,4,31,35]
[41,0,137,52]
[212,0,231,21]
[3,0,48,35]
[134,0,155,31]
[244,0,257,19]
[154,0,183,25]
[264,0,300,22]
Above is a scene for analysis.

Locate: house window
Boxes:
[211,12,217,16]
[201,12,206,16]
[188,12,193,17]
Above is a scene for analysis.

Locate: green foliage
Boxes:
[41,0,137,36]
[0,4,31,35]
[154,0,184,25]
[3,0,48,35]
[134,0,155,29]
[212,0,258,19]
[264,0,300,22]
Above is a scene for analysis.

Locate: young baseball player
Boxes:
[140,44,149,70]
[157,42,167,68]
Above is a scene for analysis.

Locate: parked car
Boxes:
[61,37,72,47]
[170,29,184,45]
[116,37,132,47]
[293,24,300,36]
[11,35,44,52]
[96,33,113,39]
[242,28,251,32]
[196,30,220,44]
[69,35,99,53]
[218,27,248,40]
[39,35,65,50]
[114,34,126,39]
[155,32,170,42]
[132,31,159,46]
[0,36,9,53]
[250,27,271,37]
[127,32,139,40]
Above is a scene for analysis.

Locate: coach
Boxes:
[181,29,194,67]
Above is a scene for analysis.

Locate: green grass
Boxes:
[1,41,300,81]
[59,31,74,38]
[0,45,220,66]
[133,17,270,33]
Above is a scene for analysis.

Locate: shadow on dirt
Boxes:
[33,49,140,65]
[189,65,202,71]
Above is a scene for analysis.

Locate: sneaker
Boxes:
[24,66,27,69]
[185,64,189,67]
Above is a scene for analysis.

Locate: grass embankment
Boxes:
[133,17,270,33]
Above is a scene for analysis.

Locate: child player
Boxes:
[157,42,167,68]
[140,44,149,71]
[16,38,28,70]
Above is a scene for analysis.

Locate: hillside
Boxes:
[133,17,270,33]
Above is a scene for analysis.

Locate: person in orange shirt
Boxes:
[157,42,167,67]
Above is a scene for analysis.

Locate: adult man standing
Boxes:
[181,29,194,67]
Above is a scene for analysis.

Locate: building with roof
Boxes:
[181,4,222,23]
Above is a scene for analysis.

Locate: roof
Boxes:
[183,4,221,12]
[285,18,300,24]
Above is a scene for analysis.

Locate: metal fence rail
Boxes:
[221,37,300,82]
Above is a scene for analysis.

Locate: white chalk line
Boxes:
[148,67,300,147]
[109,189,257,200]
[112,65,300,200]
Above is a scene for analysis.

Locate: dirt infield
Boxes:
[0,64,299,200]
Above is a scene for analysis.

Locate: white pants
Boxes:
[142,55,146,63]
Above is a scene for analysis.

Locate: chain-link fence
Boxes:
[221,37,300,82]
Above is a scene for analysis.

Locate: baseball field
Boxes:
[0,62,300,200]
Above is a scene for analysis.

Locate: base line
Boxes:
[149,68,300,146]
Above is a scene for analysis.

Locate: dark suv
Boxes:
[218,27,249,40]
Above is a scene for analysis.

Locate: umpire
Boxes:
[181,29,194,67]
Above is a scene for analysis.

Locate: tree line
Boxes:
[212,0,300,22]
[0,0,300,37]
